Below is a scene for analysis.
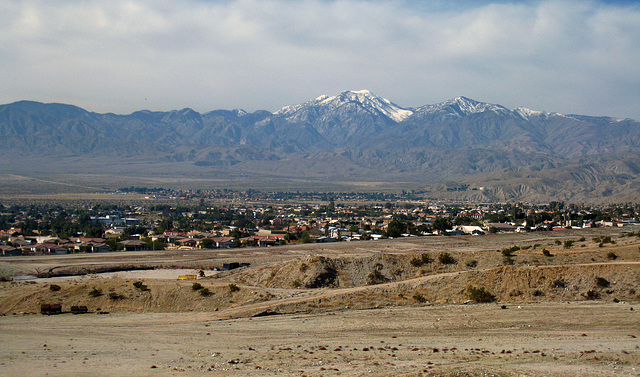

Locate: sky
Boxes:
[1,0,640,120]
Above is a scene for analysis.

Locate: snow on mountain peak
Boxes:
[514,107,545,119]
[417,96,510,117]
[275,90,413,122]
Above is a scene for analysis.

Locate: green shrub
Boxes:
[466,260,478,268]
[412,293,427,303]
[551,278,566,288]
[584,290,600,300]
[367,269,386,285]
[410,253,433,267]
[228,283,240,293]
[133,281,148,291]
[542,248,552,257]
[607,251,618,260]
[199,288,210,296]
[563,240,574,249]
[107,292,123,300]
[49,284,61,292]
[593,236,615,245]
[438,252,457,265]
[191,282,203,291]
[88,288,102,297]
[531,289,545,297]
[467,286,496,303]
[500,246,520,256]
[595,277,610,288]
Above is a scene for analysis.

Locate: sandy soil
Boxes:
[0,302,638,376]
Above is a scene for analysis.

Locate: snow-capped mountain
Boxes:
[2,91,640,202]
[276,90,413,122]
[415,96,511,118]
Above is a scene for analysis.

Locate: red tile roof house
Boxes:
[31,243,69,255]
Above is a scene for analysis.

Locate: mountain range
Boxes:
[2,90,640,203]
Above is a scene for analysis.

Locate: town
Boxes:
[1,188,639,256]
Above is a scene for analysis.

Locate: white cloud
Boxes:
[1,0,639,120]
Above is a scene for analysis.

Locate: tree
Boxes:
[386,219,406,238]
[200,238,214,249]
[433,217,452,232]
[300,231,312,243]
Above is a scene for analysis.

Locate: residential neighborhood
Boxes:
[1,190,639,256]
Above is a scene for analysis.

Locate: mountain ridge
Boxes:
[1,91,640,203]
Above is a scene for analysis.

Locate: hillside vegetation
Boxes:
[1,229,639,318]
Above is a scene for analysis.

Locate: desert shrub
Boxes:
[292,279,302,288]
[367,269,386,285]
[299,263,308,273]
[563,240,574,249]
[551,278,567,288]
[133,281,148,291]
[578,237,585,242]
[509,289,523,297]
[49,284,61,292]
[199,288,210,296]
[412,293,427,303]
[88,288,102,297]
[438,252,457,265]
[542,248,552,257]
[198,270,205,277]
[500,246,520,256]
[107,292,123,300]
[533,243,541,249]
[466,260,478,268]
[613,297,620,303]
[593,236,615,245]
[410,253,433,267]
[555,240,562,245]
[584,290,600,300]
[191,282,203,291]
[467,286,496,303]
[531,289,545,297]
[228,283,240,293]
[607,251,618,260]
[595,277,610,288]
[503,255,514,265]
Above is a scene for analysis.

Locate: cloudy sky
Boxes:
[2,0,639,120]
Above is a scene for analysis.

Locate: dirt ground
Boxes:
[0,302,638,376]
[1,228,640,376]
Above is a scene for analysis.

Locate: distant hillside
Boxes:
[2,91,640,203]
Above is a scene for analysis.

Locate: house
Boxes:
[212,237,234,248]
[91,243,111,253]
[176,238,198,247]
[457,225,485,236]
[484,222,517,233]
[0,245,21,256]
[31,243,68,254]
[121,240,146,251]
